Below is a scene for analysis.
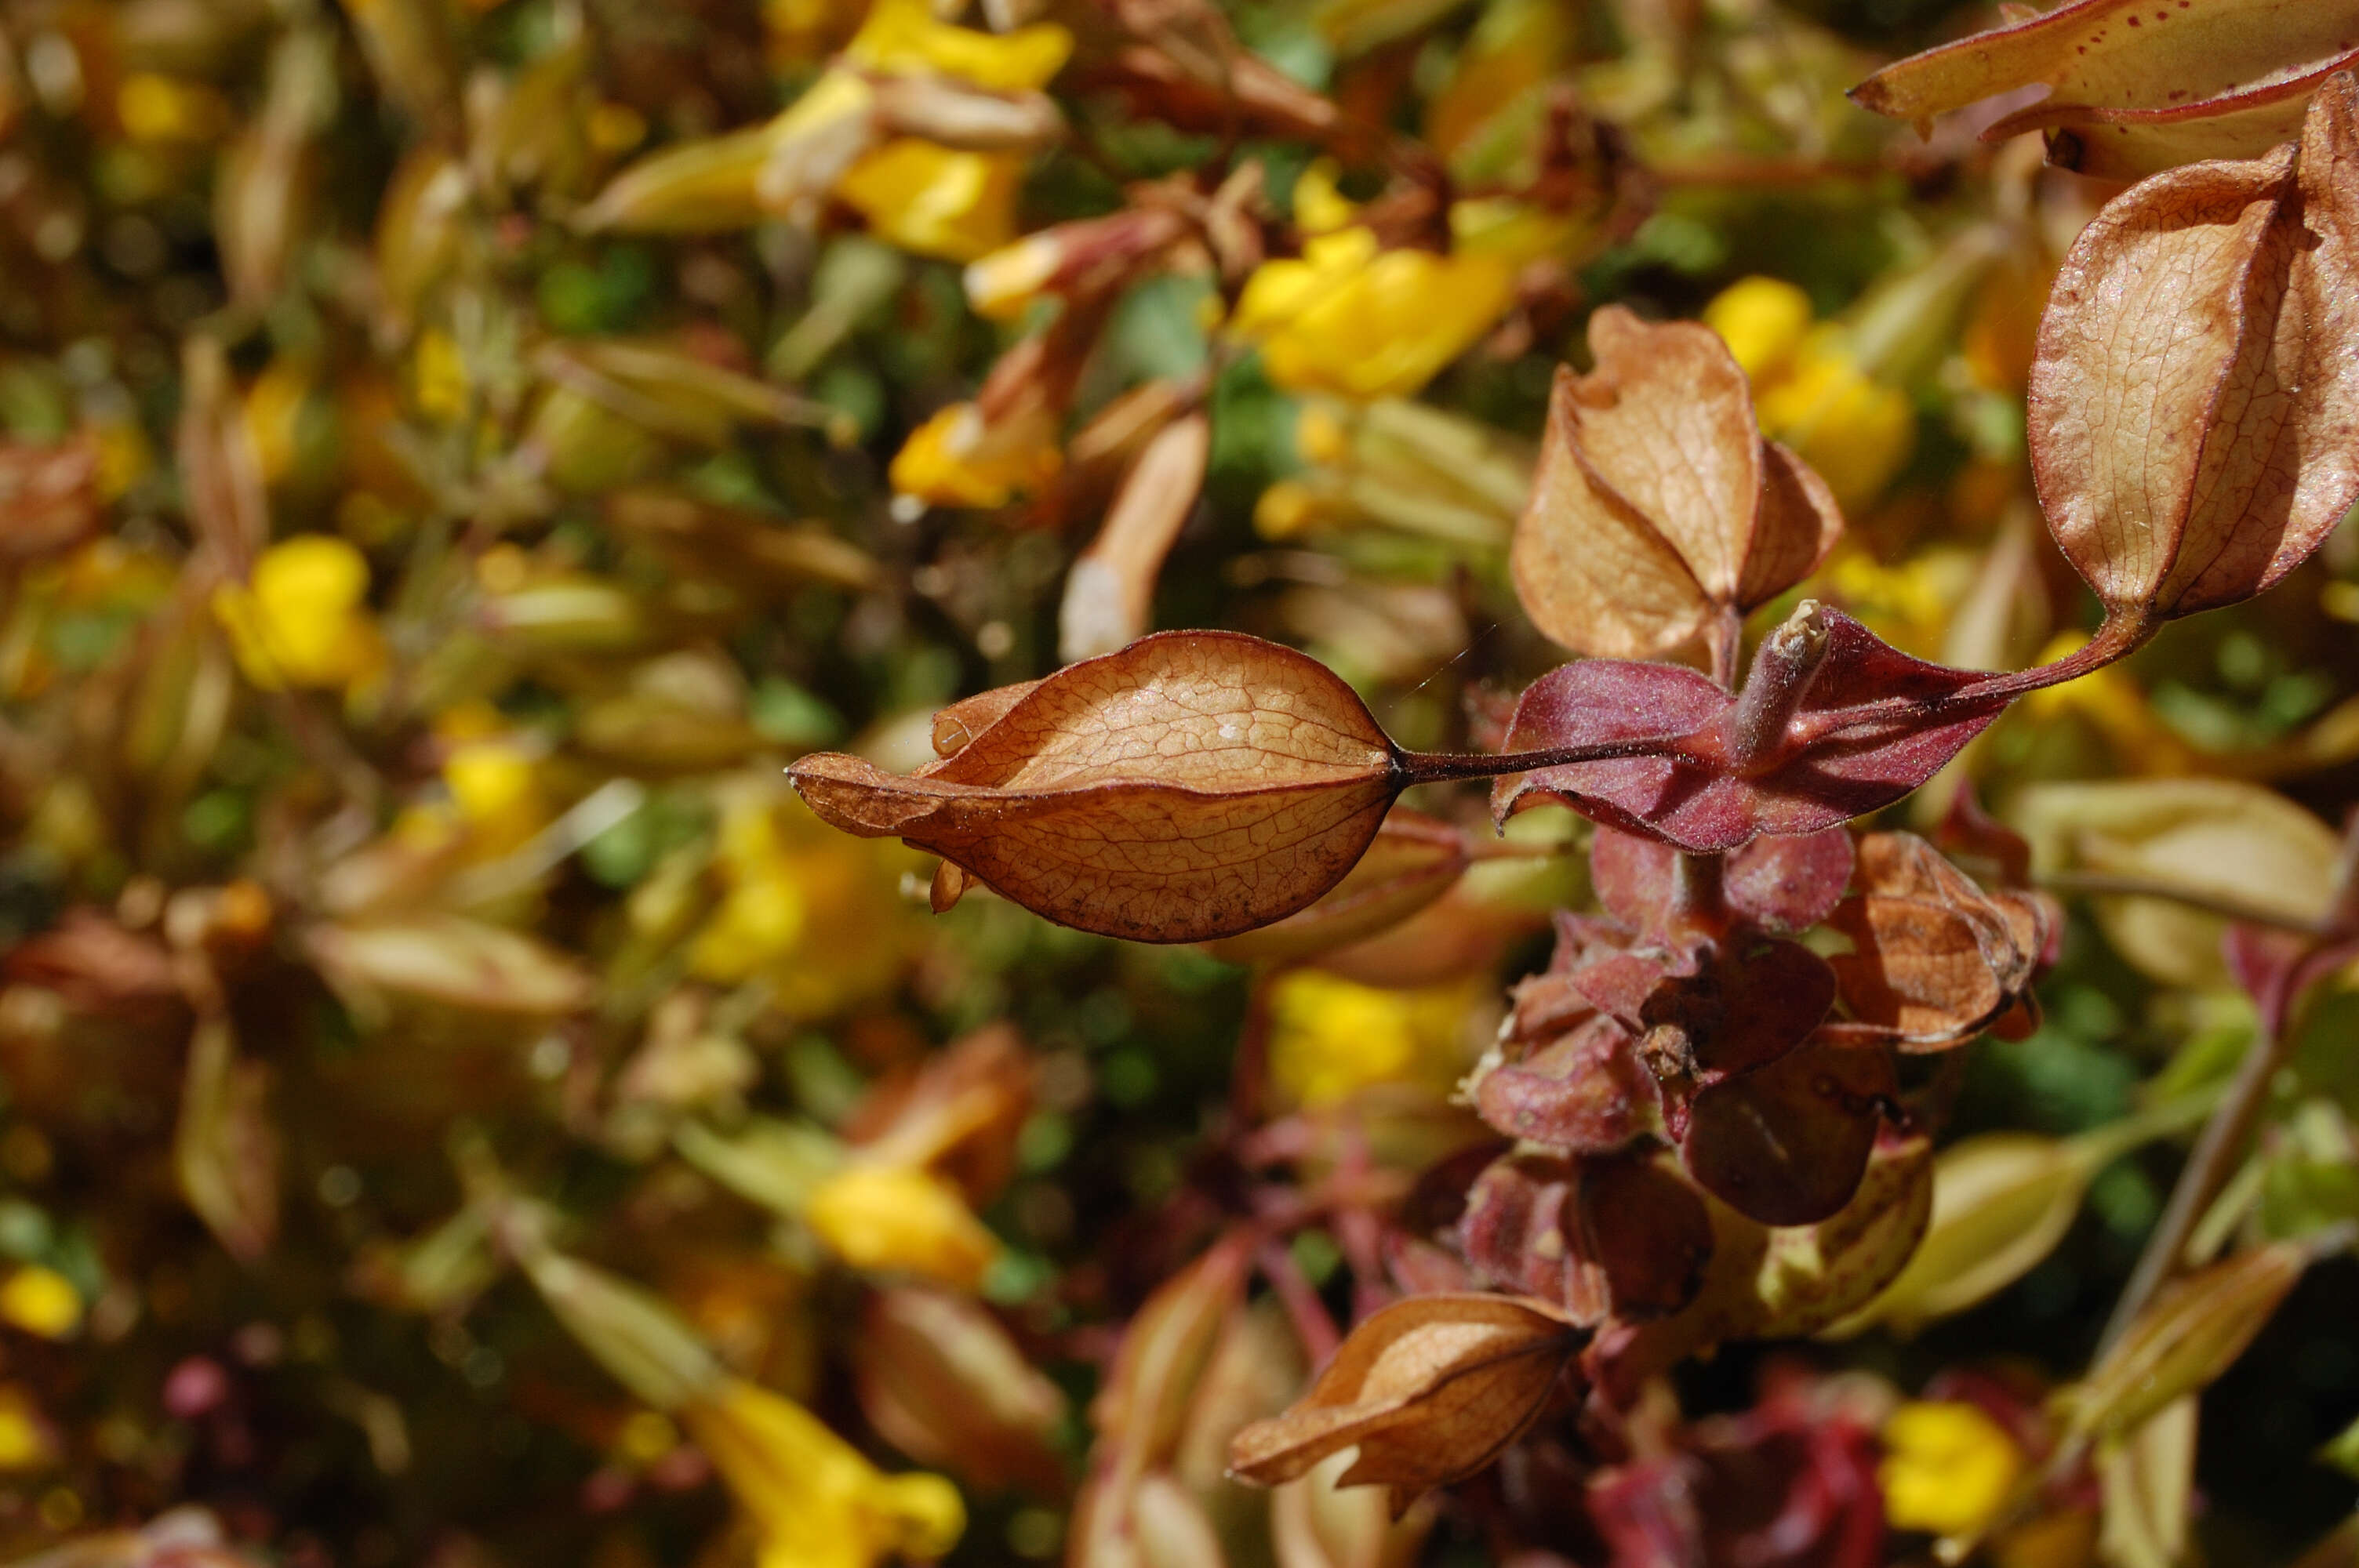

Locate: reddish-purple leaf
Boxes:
[1492,608,2000,852]
[1474,1014,1662,1152]
[1458,1152,1714,1325]
[1725,828,1856,934]
[1679,1035,1894,1227]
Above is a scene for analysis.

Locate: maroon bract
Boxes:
[1491,608,2003,853]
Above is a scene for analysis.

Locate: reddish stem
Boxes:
[1257,1239,1342,1366]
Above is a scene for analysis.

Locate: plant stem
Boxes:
[1398,733,1694,785]
[2097,1007,2289,1357]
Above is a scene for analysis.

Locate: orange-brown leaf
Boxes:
[1229,1294,1578,1517]
[791,631,1404,942]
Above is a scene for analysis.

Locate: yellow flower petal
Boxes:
[889,401,1062,507]
[0,1268,79,1341]
[1880,1400,2025,1537]
[837,141,1023,262]
[1266,971,1476,1109]
[686,1377,965,1568]
[1704,275,1816,381]
[804,1163,1000,1288]
[845,0,1072,93]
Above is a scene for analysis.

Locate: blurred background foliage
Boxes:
[0,0,2355,1565]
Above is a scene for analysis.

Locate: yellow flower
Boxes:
[835,140,1024,263]
[843,0,1070,90]
[0,1387,56,1472]
[1265,971,1478,1110]
[1231,166,1568,401]
[1879,1400,2025,1537]
[889,401,1063,508]
[0,1268,80,1340]
[1822,547,1977,659]
[803,1163,1001,1288]
[115,74,234,143]
[1706,276,1917,512]
[213,535,386,693]
[685,1377,964,1568]
[686,788,923,1014]
[1703,275,1816,381]
[442,739,550,858]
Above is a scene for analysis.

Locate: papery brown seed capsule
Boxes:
[2030,74,2359,633]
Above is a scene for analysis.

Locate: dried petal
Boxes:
[855,1287,1069,1496]
[791,631,1404,942]
[1228,1294,1579,1516]
[176,1016,279,1265]
[2030,76,2359,630]
[2060,1240,2314,1449]
[0,437,102,562]
[304,916,598,1014]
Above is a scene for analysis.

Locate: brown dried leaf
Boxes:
[791,632,1404,942]
[1201,808,1469,967]
[1059,412,1211,662]
[2029,74,2359,631]
[1510,309,1841,660]
[1229,1294,1579,1517]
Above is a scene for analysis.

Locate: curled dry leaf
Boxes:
[1491,606,2001,853]
[1456,1151,1713,1324]
[1474,1014,1662,1153]
[1058,412,1211,663]
[1510,308,1842,663]
[2030,74,2359,633]
[1851,0,2359,180]
[790,631,1403,942]
[1202,808,1470,966]
[1228,1294,1579,1518]
[1823,832,2051,1048]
